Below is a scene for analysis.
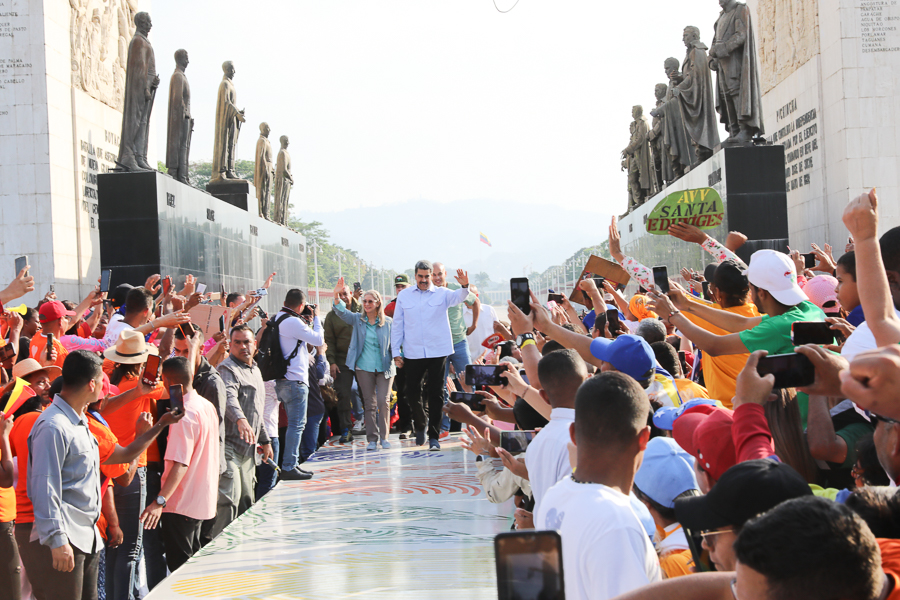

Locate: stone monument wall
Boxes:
[0,0,152,306]
[746,0,900,249]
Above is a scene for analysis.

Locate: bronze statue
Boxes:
[210,61,246,184]
[116,11,158,171]
[272,136,294,225]
[673,26,720,162]
[622,106,655,210]
[165,49,192,184]
[648,83,667,191]
[710,0,764,143]
[657,57,696,184]
[254,123,275,219]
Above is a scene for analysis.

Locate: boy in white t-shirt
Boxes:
[536,371,661,600]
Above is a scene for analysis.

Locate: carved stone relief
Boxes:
[754,0,819,94]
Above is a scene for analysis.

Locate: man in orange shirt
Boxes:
[29,301,75,369]
[1,410,19,600]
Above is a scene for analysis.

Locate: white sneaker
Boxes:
[381,439,392,449]
[367,441,378,451]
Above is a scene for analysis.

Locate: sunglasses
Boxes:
[699,529,732,547]
[868,412,900,426]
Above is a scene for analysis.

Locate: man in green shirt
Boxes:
[651,250,825,423]
[432,262,479,434]
[324,284,361,442]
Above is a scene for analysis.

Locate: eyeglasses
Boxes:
[362,300,376,304]
[699,529,732,547]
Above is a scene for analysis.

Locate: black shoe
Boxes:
[415,430,426,446]
[298,467,314,476]
[398,430,411,440]
[279,468,313,481]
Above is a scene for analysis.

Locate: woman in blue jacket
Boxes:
[332,277,396,450]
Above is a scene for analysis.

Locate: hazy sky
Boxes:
[151,0,728,278]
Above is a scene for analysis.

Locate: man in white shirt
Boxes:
[273,289,324,479]
[524,349,585,514]
[391,260,470,451]
[464,285,499,361]
[536,371,661,600]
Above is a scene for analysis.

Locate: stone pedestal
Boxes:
[617,145,788,283]
[98,171,307,314]
[206,179,256,212]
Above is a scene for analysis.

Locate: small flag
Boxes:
[2,377,36,416]
[479,232,492,247]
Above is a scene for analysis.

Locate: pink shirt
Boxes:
[163,390,220,521]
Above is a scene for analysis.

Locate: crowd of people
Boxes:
[445,188,900,600]
[2,187,900,600]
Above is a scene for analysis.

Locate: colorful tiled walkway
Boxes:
[146,435,509,599]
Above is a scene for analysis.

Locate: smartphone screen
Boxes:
[168,384,184,412]
[548,293,565,304]
[196,283,207,295]
[702,280,710,299]
[14,256,27,277]
[142,354,161,387]
[678,350,689,376]
[495,530,565,600]
[178,322,194,339]
[792,321,835,346]
[510,278,530,315]
[802,253,817,269]
[652,266,670,294]
[353,282,362,292]
[162,276,172,296]
[756,353,815,389]
[500,430,536,454]
[100,269,112,293]
[465,364,508,387]
[450,391,485,412]
[606,308,619,331]
[45,333,54,360]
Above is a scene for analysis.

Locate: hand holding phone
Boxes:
[500,430,536,454]
[652,266,670,295]
[510,278,531,315]
[465,364,509,387]
[46,333,55,361]
[14,256,28,278]
[168,384,184,412]
[548,293,565,304]
[450,391,486,412]
[756,352,815,388]
[495,530,565,600]
[792,321,835,346]
[142,354,162,387]
[196,283,207,295]
[802,253,817,269]
[100,269,112,293]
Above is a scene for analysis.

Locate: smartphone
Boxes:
[14,256,27,277]
[353,282,362,292]
[606,308,620,331]
[702,280,710,299]
[142,354,161,387]
[218,314,225,332]
[497,340,514,360]
[450,391,485,412]
[255,288,268,296]
[678,350,690,376]
[500,430,536,454]
[802,253,816,269]
[100,269,112,293]
[162,276,172,296]
[465,364,509,387]
[652,266,670,294]
[196,283,207,295]
[0,344,15,362]
[792,321,835,346]
[756,352,815,389]
[45,333,54,361]
[178,322,194,339]
[49,284,55,294]
[495,530,565,600]
[510,278,530,315]
[592,276,606,290]
[548,293,565,304]
[220,283,226,298]
[168,384,184,412]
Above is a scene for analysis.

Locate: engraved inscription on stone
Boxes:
[860,0,900,53]
[767,99,819,193]
[69,0,138,111]
[755,0,819,94]
[79,132,119,229]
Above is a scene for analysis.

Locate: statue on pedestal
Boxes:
[656,57,696,184]
[621,106,655,211]
[710,0,764,143]
[673,26,720,162]
[254,123,275,219]
[210,61,246,184]
[165,49,192,184]
[116,11,158,171]
[647,83,667,192]
[272,136,294,225]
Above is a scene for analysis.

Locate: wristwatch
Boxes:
[516,333,535,348]
[155,495,167,508]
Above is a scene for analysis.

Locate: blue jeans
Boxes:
[106,466,145,600]
[255,436,280,499]
[350,379,364,423]
[442,338,472,431]
[301,412,324,461]
[275,379,308,472]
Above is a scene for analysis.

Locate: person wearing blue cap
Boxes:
[633,438,700,579]
[588,334,683,408]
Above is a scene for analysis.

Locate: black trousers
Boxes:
[19,527,99,600]
[393,364,412,431]
[334,368,357,432]
[161,513,202,572]
[0,521,21,600]
[404,356,448,440]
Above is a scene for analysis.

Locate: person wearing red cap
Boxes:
[30,301,77,368]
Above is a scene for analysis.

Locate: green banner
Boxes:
[646,188,725,235]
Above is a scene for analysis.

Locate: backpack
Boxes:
[257,313,301,381]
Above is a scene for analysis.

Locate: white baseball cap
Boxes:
[744,250,809,306]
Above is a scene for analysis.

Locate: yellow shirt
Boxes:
[682,302,761,408]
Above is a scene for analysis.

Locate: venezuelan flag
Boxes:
[479,232,492,247]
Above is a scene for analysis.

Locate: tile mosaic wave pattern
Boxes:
[146,435,510,599]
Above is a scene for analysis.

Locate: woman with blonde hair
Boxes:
[332,277,396,450]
